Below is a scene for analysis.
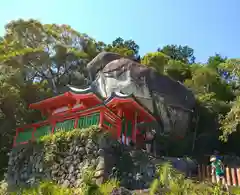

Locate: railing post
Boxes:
[51,123,55,134]
[226,167,231,186]
[13,128,19,147]
[231,168,237,186]
[237,168,240,186]
[31,127,36,142]
[212,172,216,183]
[198,165,201,181]
[206,165,211,181]
[74,117,78,128]
[202,164,205,181]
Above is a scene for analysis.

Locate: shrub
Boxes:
[1,178,121,195]
[150,162,229,195]
[0,180,8,195]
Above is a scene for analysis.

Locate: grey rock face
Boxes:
[86,52,195,137]
[7,135,159,191]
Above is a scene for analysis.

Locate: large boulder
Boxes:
[86,52,195,137]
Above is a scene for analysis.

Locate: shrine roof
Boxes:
[67,85,103,103]
[29,93,76,111]
[68,85,97,94]
[104,92,156,121]
[29,86,103,111]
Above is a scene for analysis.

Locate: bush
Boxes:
[0,178,120,195]
[1,164,120,195]
[0,180,8,195]
[149,162,229,195]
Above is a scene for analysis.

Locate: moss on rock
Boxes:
[7,126,157,192]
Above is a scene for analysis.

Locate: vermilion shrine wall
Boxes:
[13,91,156,148]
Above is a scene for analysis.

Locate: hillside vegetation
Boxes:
[1,19,240,194]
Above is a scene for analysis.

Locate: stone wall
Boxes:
[7,127,156,191]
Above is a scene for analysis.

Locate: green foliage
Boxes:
[150,162,229,195]
[0,180,8,195]
[164,59,192,82]
[207,54,227,70]
[158,44,195,64]
[1,18,240,179]
[39,126,106,164]
[141,52,169,73]
[0,178,120,195]
[83,166,117,194]
[219,97,240,142]
[231,186,240,194]
[98,178,120,195]
[17,181,74,195]
[104,37,139,58]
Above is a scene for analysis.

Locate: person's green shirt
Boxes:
[211,159,224,176]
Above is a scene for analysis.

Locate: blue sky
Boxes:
[1,0,239,63]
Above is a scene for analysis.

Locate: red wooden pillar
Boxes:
[99,110,104,128]
[51,123,55,134]
[117,109,123,139]
[13,128,19,147]
[74,116,78,128]
[31,127,37,142]
[116,119,122,140]
[132,112,138,143]
[124,118,127,145]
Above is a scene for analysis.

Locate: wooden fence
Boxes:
[198,164,240,186]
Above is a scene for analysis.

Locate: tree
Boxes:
[164,59,192,82]
[141,52,169,73]
[103,37,140,59]
[217,59,240,141]
[184,66,219,93]
[111,37,139,57]
[1,18,240,177]
[1,19,97,93]
[158,45,195,64]
[207,53,227,70]
[220,97,240,142]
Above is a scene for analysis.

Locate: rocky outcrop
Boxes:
[85,52,195,137]
[7,128,157,191]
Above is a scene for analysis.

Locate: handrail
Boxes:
[198,164,240,186]
[14,110,103,146]
[14,106,122,147]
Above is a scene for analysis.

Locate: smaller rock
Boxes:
[78,147,85,155]
[77,173,81,178]
[62,180,70,187]
[98,149,105,156]
[91,159,97,166]
[94,170,104,178]
[96,157,105,171]
[68,165,74,173]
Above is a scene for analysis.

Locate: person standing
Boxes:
[214,150,223,161]
[210,156,228,191]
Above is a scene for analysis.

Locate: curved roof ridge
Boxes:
[67,84,93,94]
